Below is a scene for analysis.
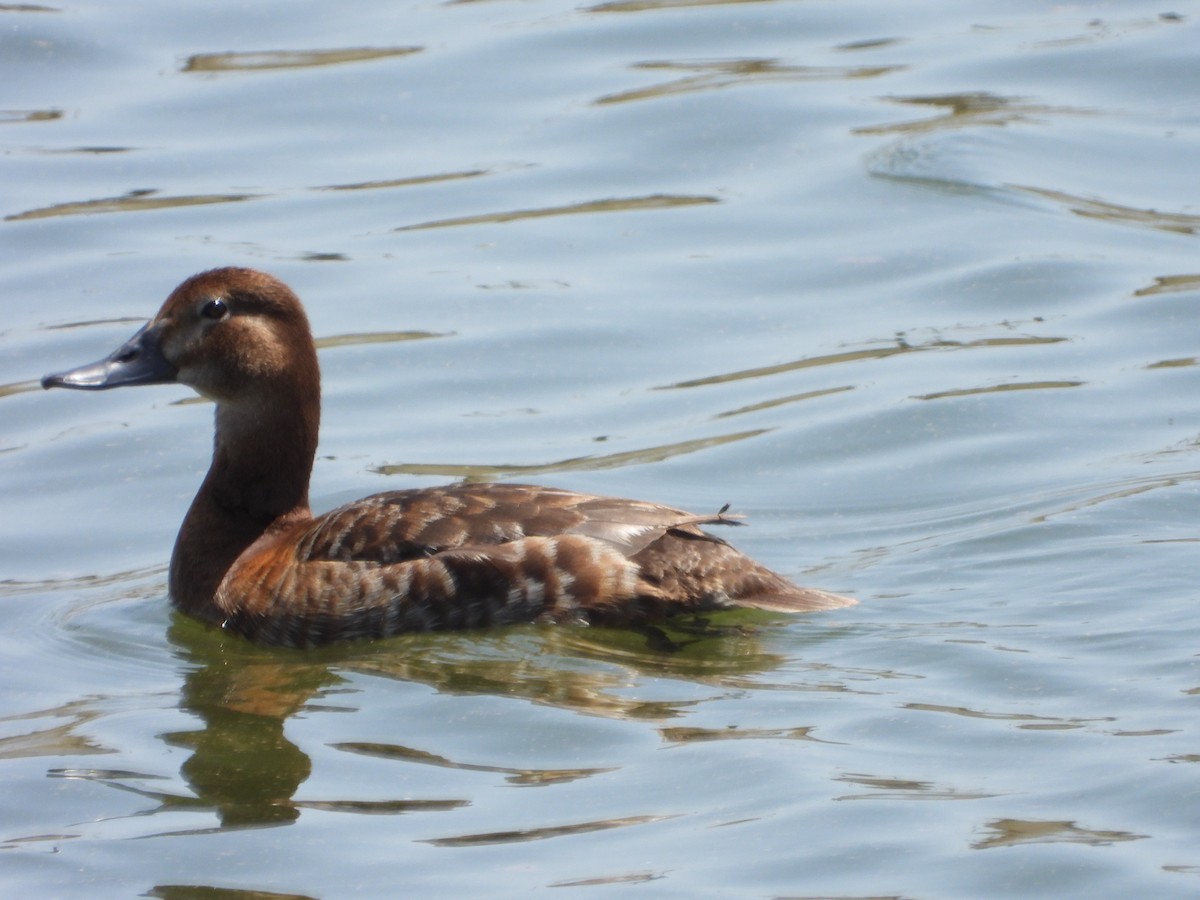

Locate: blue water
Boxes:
[2,1,1199,896]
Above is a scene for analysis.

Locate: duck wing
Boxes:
[293,482,739,564]
[218,482,852,646]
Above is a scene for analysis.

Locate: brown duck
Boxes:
[42,268,855,647]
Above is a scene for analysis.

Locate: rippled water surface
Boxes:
[2,1,1199,897]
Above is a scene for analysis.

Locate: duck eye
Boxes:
[200,298,228,321]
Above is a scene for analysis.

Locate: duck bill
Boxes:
[41,322,177,391]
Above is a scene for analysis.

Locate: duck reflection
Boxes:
[163,624,330,827]
[161,612,800,828]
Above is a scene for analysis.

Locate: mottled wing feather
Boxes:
[630,528,856,614]
[294,482,729,563]
[219,532,659,647]
[222,482,852,646]
[563,500,743,556]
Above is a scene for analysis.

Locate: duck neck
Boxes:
[169,395,320,622]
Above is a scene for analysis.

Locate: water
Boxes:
[2,1,1199,896]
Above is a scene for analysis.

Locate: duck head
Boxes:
[41,267,320,407]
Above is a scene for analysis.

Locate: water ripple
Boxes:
[394,194,719,231]
[595,58,902,105]
[1012,185,1200,236]
[422,812,674,847]
[181,46,421,74]
[5,189,259,222]
[972,818,1148,849]
[657,332,1065,390]
[856,92,1087,137]
[372,428,770,479]
[332,741,615,786]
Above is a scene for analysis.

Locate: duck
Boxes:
[42,268,855,647]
